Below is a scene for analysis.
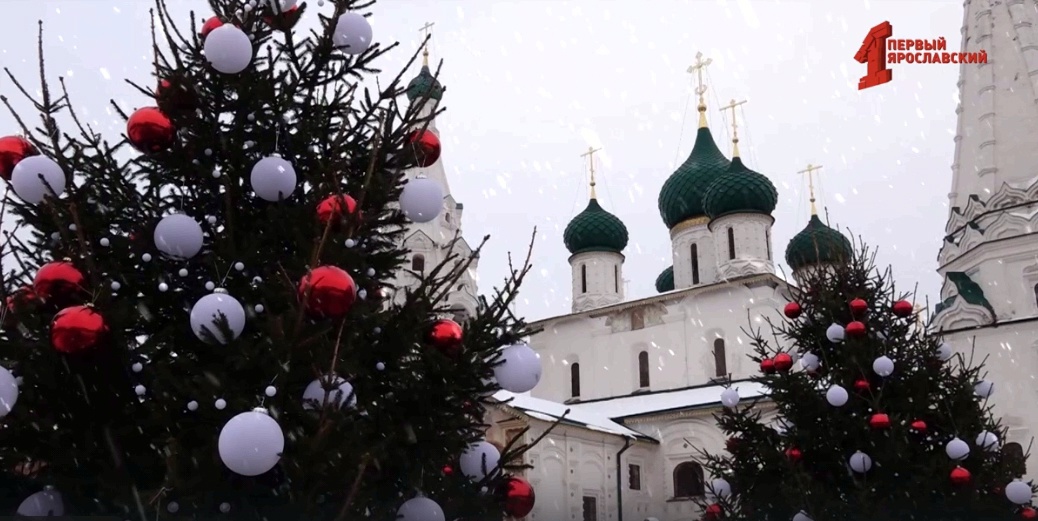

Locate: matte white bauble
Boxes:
[250,156,297,202]
[945,437,969,461]
[190,291,246,344]
[303,376,356,410]
[218,408,284,476]
[848,451,872,473]
[975,380,994,398]
[792,511,813,521]
[154,214,204,259]
[17,489,64,516]
[799,352,819,371]
[493,342,542,393]
[12,156,65,204]
[720,388,740,409]
[397,497,445,521]
[710,478,732,499]
[266,0,298,11]
[0,365,17,418]
[399,176,443,223]
[825,385,848,407]
[936,342,953,361]
[204,25,253,74]
[872,356,894,377]
[334,12,373,55]
[459,440,500,481]
[976,430,999,451]
[826,323,845,343]
[1006,479,1033,505]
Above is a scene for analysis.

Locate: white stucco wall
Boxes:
[570,251,626,313]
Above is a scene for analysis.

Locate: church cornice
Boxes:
[939,227,1038,272]
[669,216,711,238]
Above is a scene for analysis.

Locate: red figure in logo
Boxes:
[855,21,894,90]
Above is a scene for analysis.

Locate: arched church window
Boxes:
[713,339,727,378]
[1032,283,1038,309]
[672,462,705,497]
[412,255,425,273]
[444,212,451,223]
[1005,442,1027,477]
[614,265,619,293]
[727,228,736,260]
[691,243,700,285]
[638,351,650,388]
[766,230,772,260]
[570,362,581,398]
[581,265,588,294]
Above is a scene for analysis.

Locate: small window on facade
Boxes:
[691,243,700,285]
[1005,442,1027,477]
[570,362,581,398]
[582,496,598,521]
[766,229,772,260]
[638,351,650,388]
[727,228,736,260]
[673,462,705,497]
[614,265,619,293]
[445,212,451,223]
[629,464,642,490]
[581,265,588,293]
[411,255,425,273]
[1033,283,1038,308]
[713,338,727,377]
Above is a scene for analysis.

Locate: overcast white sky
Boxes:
[0,0,962,321]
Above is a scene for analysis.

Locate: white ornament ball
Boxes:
[799,352,820,371]
[872,356,894,377]
[493,342,542,393]
[826,323,845,343]
[265,385,277,397]
[190,292,246,344]
[204,25,253,74]
[215,398,227,410]
[397,497,445,521]
[187,400,199,411]
[710,478,732,499]
[17,489,64,516]
[1006,479,1033,505]
[720,388,740,409]
[303,376,357,410]
[792,512,813,521]
[334,12,373,55]
[975,380,994,398]
[250,156,297,202]
[937,341,953,361]
[0,365,18,418]
[825,385,849,407]
[945,437,970,461]
[218,408,284,476]
[399,176,443,223]
[459,440,501,481]
[976,430,999,451]
[848,451,872,473]
[135,385,146,396]
[154,214,204,259]
[12,155,65,204]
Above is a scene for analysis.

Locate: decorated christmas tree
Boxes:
[0,1,544,519]
[698,242,1037,520]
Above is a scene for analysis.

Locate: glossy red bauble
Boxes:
[498,476,535,518]
[849,298,868,315]
[127,107,175,153]
[263,6,302,31]
[853,379,871,393]
[200,16,225,38]
[33,261,86,308]
[4,286,38,328]
[407,130,441,168]
[783,302,802,319]
[773,353,794,372]
[910,419,928,433]
[759,357,775,374]
[155,79,197,117]
[703,503,723,520]
[51,305,108,354]
[316,194,359,228]
[298,266,357,319]
[869,413,891,429]
[949,466,971,485]
[785,447,802,462]
[442,464,454,476]
[845,321,867,337]
[892,299,914,317]
[425,318,464,358]
[1021,507,1037,520]
[0,135,38,181]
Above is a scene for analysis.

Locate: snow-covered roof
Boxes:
[492,380,768,441]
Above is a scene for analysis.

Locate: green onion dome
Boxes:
[657,127,731,229]
[784,215,852,271]
[406,65,443,102]
[563,198,629,255]
[701,156,778,220]
[655,266,675,293]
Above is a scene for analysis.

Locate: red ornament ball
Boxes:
[892,299,914,317]
[407,130,441,168]
[298,266,357,319]
[4,286,38,328]
[201,16,225,38]
[51,305,108,354]
[33,261,86,308]
[869,413,891,429]
[263,6,302,31]
[910,419,928,433]
[0,135,38,181]
[949,466,971,485]
[442,464,454,476]
[849,298,868,315]
[783,301,802,319]
[845,321,867,337]
[425,318,464,358]
[1021,507,1037,520]
[316,194,359,228]
[127,107,175,153]
[703,503,723,520]
[785,447,802,462]
[155,79,197,117]
[773,353,794,372]
[498,476,535,518]
[853,379,871,393]
[759,357,776,374]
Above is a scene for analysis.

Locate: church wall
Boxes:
[710,213,775,279]
[671,223,715,288]
[570,251,625,313]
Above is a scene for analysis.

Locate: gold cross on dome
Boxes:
[418,22,435,64]
[797,164,823,216]
[720,98,748,156]
[686,52,713,107]
[580,146,602,199]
